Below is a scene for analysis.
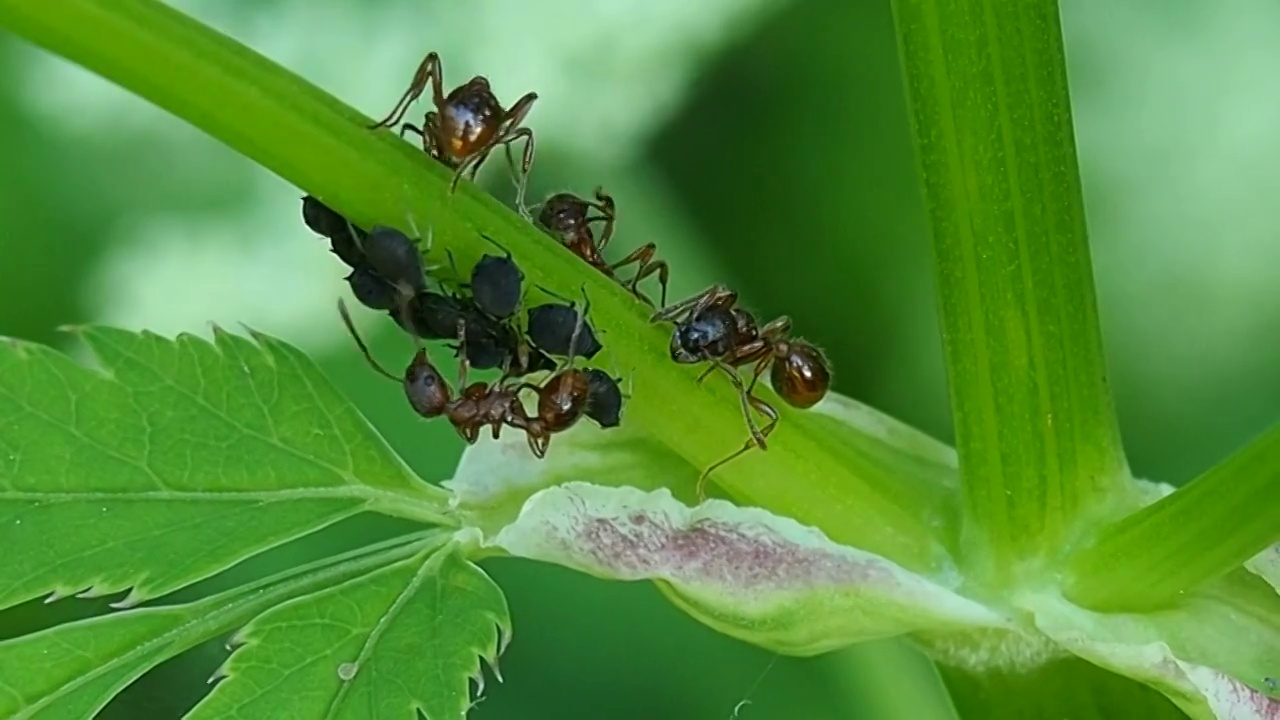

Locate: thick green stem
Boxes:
[0,0,953,571]
[1066,422,1280,611]
[890,0,1128,578]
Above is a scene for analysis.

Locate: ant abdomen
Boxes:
[771,342,831,409]
[536,370,592,434]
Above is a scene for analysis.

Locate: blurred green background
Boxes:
[2,0,1278,717]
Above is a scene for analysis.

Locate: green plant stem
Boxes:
[890,0,1128,577]
[1066,422,1280,611]
[0,0,952,571]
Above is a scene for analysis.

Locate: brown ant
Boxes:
[338,295,592,458]
[537,188,670,307]
[368,51,539,213]
[651,284,831,498]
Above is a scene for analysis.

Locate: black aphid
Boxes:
[526,302,602,359]
[346,267,400,311]
[363,225,426,293]
[301,195,365,268]
[469,234,523,319]
[393,291,470,340]
[584,369,624,428]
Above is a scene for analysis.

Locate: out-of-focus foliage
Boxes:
[0,0,1276,716]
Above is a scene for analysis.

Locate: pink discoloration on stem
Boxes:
[1186,665,1280,720]
[570,512,892,592]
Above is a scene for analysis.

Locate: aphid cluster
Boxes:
[299,50,832,497]
[302,195,623,457]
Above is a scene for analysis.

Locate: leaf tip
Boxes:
[109,588,145,609]
[207,663,231,685]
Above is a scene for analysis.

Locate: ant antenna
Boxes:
[337,299,400,382]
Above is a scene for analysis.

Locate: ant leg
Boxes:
[493,127,535,216]
[650,284,737,324]
[564,286,591,367]
[369,52,444,130]
[712,362,767,450]
[744,353,772,395]
[399,123,423,140]
[454,318,471,389]
[695,338,763,384]
[757,315,794,344]
[499,92,539,136]
[590,187,617,249]
[610,244,669,308]
[695,396,779,502]
[502,143,533,220]
[336,299,400,382]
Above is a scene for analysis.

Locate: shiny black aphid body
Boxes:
[302,195,366,268]
[393,291,470,340]
[363,226,425,293]
[390,290,555,375]
[671,307,737,363]
[583,369,623,428]
[470,252,523,319]
[526,303,602,359]
[347,267,400,311]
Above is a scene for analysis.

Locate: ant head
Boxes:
[404,349,450,418]
[537,193,589,236]
[770,340,831,409]
[671,308,736,364]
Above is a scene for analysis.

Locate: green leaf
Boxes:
[0,327,447,610]
[190,544,509,720]
[483,482,1005,656]
[0,532,441,720]
[891,0,1129,573]
[1067,421,1280,611]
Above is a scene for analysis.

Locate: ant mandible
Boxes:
[537,188,670,307]
[369,51,539,213]
[651,284,832,498]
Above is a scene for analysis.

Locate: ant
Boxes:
[338,295,593,458]
[368,51,538,213]
[651,284,832,499]
[536,188,670,307]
